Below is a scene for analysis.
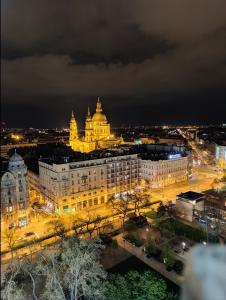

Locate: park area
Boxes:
[121,214,208,276]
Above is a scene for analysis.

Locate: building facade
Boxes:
[1,152,29,228]
[215,143,226,170]
[141,155,188,189]
[69,98,123,153]
[39,152,140,213]
[176,191,205,222]
[38,145,189,214]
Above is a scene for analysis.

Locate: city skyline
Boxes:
[2,0,226,127]
[1,2,226,299]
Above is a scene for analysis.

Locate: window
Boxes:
[94,198,98,205]
[83,201,87,208]
[89,199,93,206]
[100,196,105,204]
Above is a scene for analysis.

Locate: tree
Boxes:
[1,262,26,300]
[104,274,130,300]
[1,255,40,300]
[157,202,166,217]
[105,271,167,300]
[37,237,107,300]
[49,218,67,240]
[3,228,19,260]
[108,197,130,231]
[78,213,103,238]
[130,192,147,216]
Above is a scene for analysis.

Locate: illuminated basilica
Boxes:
[69,98,123,153]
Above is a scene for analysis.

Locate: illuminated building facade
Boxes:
[69,97,123,153]
[39,151,140,213]
[141,155,188,188]
[38,144,189,213]
[215,143,226,171]
[1,152,29,228]
[139,144,189,188]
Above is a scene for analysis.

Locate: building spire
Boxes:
[71,110,75,118]
[86,106,91,122]
[96,97,102,113]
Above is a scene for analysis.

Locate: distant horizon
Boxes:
[2,122,225,131]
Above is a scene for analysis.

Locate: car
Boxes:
[199,219,207,224]
[24,232,35,237]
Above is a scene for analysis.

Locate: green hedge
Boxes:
[159,218,206,242]
[124,231,144,247]
[145,241,184,273]
[145,210,157,219]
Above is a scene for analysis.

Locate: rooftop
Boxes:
[39,146,138,165]
[39,144,188,165]
[177,191,205,201]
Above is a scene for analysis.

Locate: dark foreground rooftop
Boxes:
[177,191,205,201]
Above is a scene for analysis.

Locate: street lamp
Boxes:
[181,241,186,254]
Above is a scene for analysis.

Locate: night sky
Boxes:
[2,0,226,128]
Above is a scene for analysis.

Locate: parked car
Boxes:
[24,232,35,237]
[199,218,207,224]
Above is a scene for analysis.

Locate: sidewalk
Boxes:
[115,233,184,287]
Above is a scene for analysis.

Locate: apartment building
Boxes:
[141,154,188,188]
[1,152,29,228]
[39,150,140,213]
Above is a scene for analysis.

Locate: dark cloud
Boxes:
[1,0,226,127]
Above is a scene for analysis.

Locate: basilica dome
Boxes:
[92,98,107,122]
[92,112,107,122]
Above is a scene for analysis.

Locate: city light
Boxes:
[11,133,22,140]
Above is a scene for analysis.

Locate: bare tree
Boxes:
[1,255,39,300]
[99,219,114,235]
[1,262,25,300]
[21,256,39,300]
[3,228,19,260]
[130,192,148,216]
[37,237,106,300]
[78,213,103,238]
[108,197,130,231]
[49,218,66,240]
[71,220,85,239]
